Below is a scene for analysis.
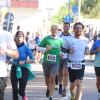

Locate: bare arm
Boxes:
[6,49,19,59]
[0,47,19,59]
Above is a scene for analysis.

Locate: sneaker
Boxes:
[49,97,52,100]
[70,96,75,100]
[55,85,58,90]
[22,96,28,100]
[98,93,100,100]
[59,84,62,94]
[55,75,58,85]
[46,89,49,97]
[62,89,66,97]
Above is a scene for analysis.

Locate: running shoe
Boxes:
[49,97,52,100]
[46,89,49,97]
[70,96,75,100]
[22,96,28,100]
[62,89,66,97]
[98,93,100,100]
[55,85,58,90]
[59,84,62,94]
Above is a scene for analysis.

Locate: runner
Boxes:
[10,31,35,100]
[38,25,64,100]
[63,22,89,100]
[58,21,71,97]
[34,32,42,63]
[90,33,100,100]
[0,29,18,100]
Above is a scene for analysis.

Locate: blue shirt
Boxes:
[13,43,34,64]
[91,40,100,67]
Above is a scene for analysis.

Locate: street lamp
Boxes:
[75,0,83,22]
[67,0,70,15]
[74,0,81,17]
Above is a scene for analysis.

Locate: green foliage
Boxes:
[51,0,75,24]
[81,0,96,14]
[51,0,100,24]
[81,0,100,18]
[51,3,67,24]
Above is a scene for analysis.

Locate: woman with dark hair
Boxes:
[10,31,35,100]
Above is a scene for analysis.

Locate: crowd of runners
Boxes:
[0,19,100,100]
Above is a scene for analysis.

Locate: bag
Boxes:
[23,64,36,81]
[16,66,22,79]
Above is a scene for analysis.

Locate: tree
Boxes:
[81,0,97,14]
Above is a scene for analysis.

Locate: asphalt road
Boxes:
[4,60,98,100]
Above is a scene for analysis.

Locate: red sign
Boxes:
[11,0,39,8]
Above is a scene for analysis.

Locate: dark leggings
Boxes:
[10,65,28,100]
[55,75,58,85]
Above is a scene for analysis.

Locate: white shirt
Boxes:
[0,29,17,77]
[59,33,72,58]
[63,35,89,61]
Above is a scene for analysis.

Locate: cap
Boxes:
[15,31,24,37]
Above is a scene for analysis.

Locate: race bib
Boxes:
[71,61,82,70]
[47,54,56,62]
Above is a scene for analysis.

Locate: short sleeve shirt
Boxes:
[91,40,100,67]
[0,29,17,77]
[39,35,64,64]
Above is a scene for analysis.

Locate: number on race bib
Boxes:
[47,54,56,62]
[71,61,82,70]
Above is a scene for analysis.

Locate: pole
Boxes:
[6,13,10,31]
[68,0,70,15]
[6,0,10,31]
[78,0,81,17]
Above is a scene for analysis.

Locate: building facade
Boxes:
[11,0,39,8]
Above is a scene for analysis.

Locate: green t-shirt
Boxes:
[39,35,64,64]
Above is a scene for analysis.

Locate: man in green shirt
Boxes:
[38,25,63,100]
